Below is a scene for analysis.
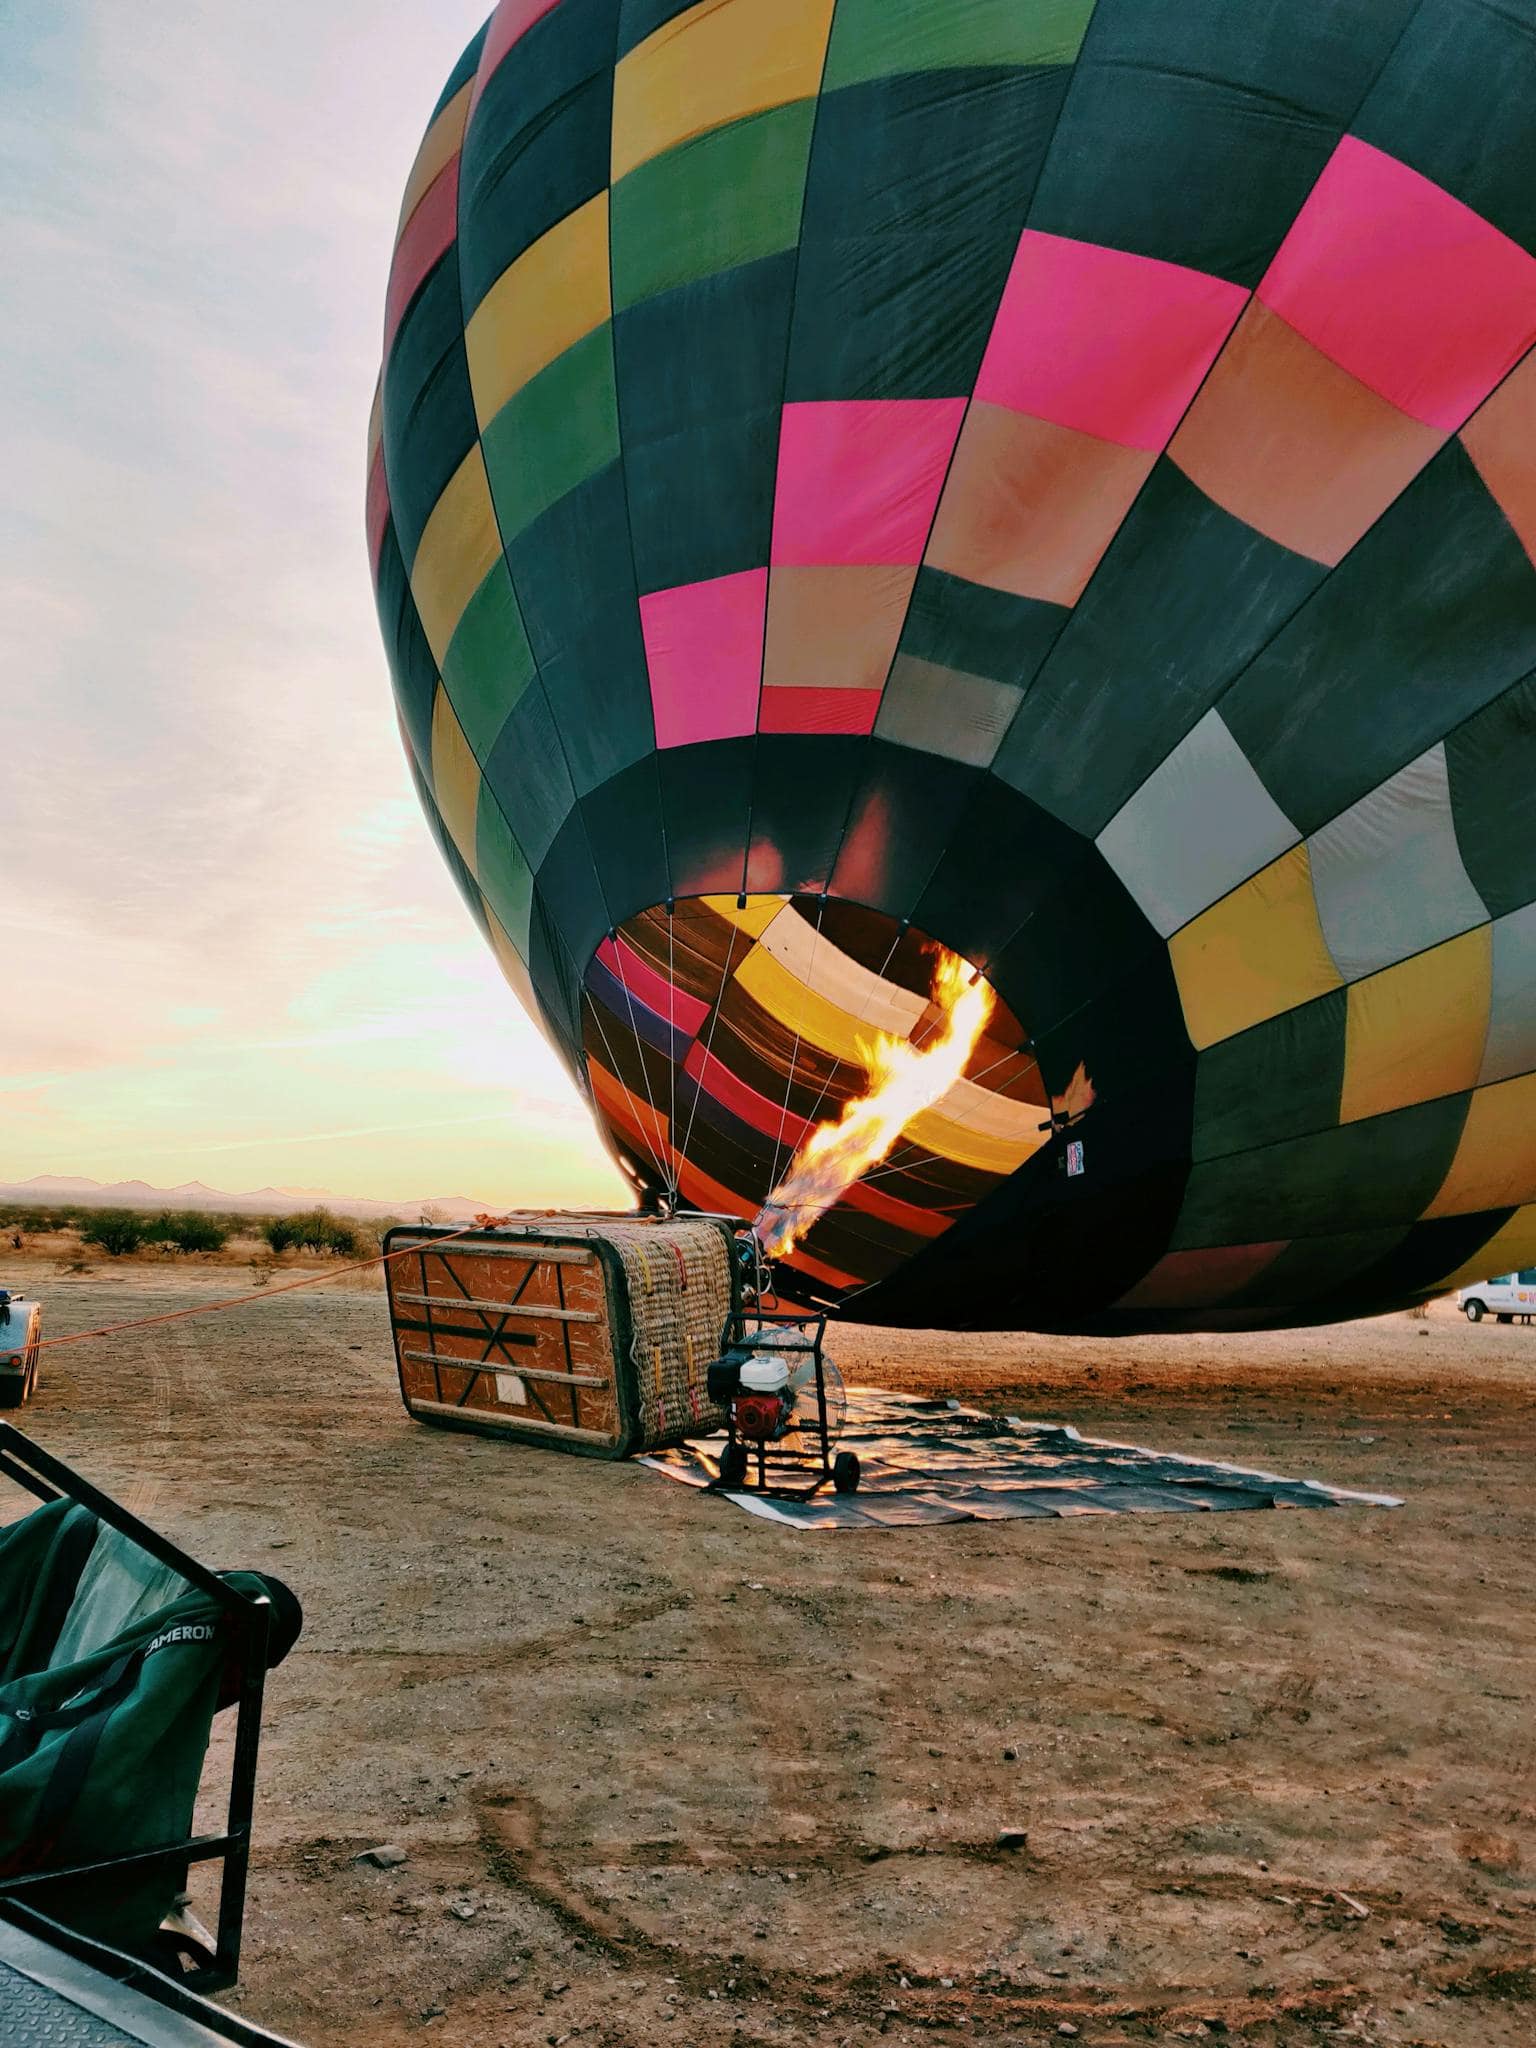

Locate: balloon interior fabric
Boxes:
[370,0,1536,1333]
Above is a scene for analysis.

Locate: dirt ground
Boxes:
[1,1249,1531,2048]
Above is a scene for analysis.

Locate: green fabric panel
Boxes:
[1170,1093,1470,1251]
[476,793,536,953]
[824,0,1095,87]
[1191,990,1346,1165]
[610,100,816,311]
[479,325,619,540]
[441,563,534,762]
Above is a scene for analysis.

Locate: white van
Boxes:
[1458,1271,1536,1323]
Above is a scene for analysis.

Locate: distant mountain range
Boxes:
[0,1175,490,1222]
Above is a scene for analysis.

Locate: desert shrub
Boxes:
[262,1208,363,1257]
[163,1211,229,1254]
[80,1210,145,1257]
[248,1250,278,1287]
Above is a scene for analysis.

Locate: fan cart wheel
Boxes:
[1465,1299,1485,1322]
[718,1441,749,1489]
[832,1451,861,1495]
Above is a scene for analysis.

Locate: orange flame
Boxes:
[755,949,994,1261]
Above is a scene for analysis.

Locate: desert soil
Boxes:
[1,1249,1531,2048]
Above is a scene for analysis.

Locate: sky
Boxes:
[2,3,627,1208]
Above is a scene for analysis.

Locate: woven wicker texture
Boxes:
[599,1219,733,1450]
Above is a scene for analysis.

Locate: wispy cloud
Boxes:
[2,2,626,1210]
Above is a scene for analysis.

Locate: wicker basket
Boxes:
[384,1215,739,1456]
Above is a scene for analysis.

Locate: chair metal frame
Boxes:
[0,1422,272,1993]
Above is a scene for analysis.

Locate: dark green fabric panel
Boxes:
[1223,442,1536,836]
[1029,0,1417,284]
[381,261,479,567]
[1224,1228,1406,1309]
[855,1143,1190,1332]
[484,682,579,870]
[611,102,816,311]
[504,462,654,793]
[827,744,985,918]
[440,561,535,763]
[746,738,868,896]
[1353,0,1536,255]
[476,791,536,953]
[1445,675,1536,920]
[480,326,619,540]
[432,23,488,118]
[1170,1093,1470,1249]
[456,0,618,313]
[656,737,756,899]
[582,758,672,931]
[1323,1209,1520,1315]
[1192,990,1347,1164]
[616,0,695,61]
[405,749,490,943]
[374,523,438,768]
[786,66,1069,401]
[823,0,1096,88]
[914,784,1100,974]
[899,568,1066,687]
[1028,944,1195,1173]
[533,803,614,988]
[984,844,1164,1038]
[615,254,794,593]
[991,463,1322,838]
[529,886,587,1073]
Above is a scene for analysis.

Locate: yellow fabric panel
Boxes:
[411,446,501,665]
[1170,845,1342,1051]
[464,195,611,429]
[1340,925,1492,1124]
[1431,1203,1536,1290]
[429,686,481,874]
[486,905,538,1017]
[759,909,925,1036]
[1425,1070,1536,1217]
[612,0,836,181]
[905,1105,1044,1176]
[736,940,873,1062]
[933,1076,1047,1144]
[397,81,472,233]
[701,892,786,939]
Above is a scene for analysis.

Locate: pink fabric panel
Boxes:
[383,157,459,350]
[640,570,767,748]
[1259,136,1536,430]
[684,1043,813,1146]
[974,231,1246,450]
[471,0,565,111]
[771,399,967,565]
[596,937,710,1037]
[757,686,881,735]
[366,446,391,574]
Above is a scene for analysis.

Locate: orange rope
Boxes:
[33,1219,508,1355]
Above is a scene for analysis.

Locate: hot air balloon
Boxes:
[369,0,1536,1332]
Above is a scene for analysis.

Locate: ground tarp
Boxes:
[640,1389,1401,1529]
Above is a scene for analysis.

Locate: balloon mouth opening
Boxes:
[579,893,1057,1302]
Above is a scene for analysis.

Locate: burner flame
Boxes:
[755,949,993,1262]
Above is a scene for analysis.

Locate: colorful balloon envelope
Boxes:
[370,0,1536,1331]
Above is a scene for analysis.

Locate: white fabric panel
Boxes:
[1095,709,1299,938]
[1309,743,1488,981]
[874,655,1021,768]
[758,904,926,1035]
